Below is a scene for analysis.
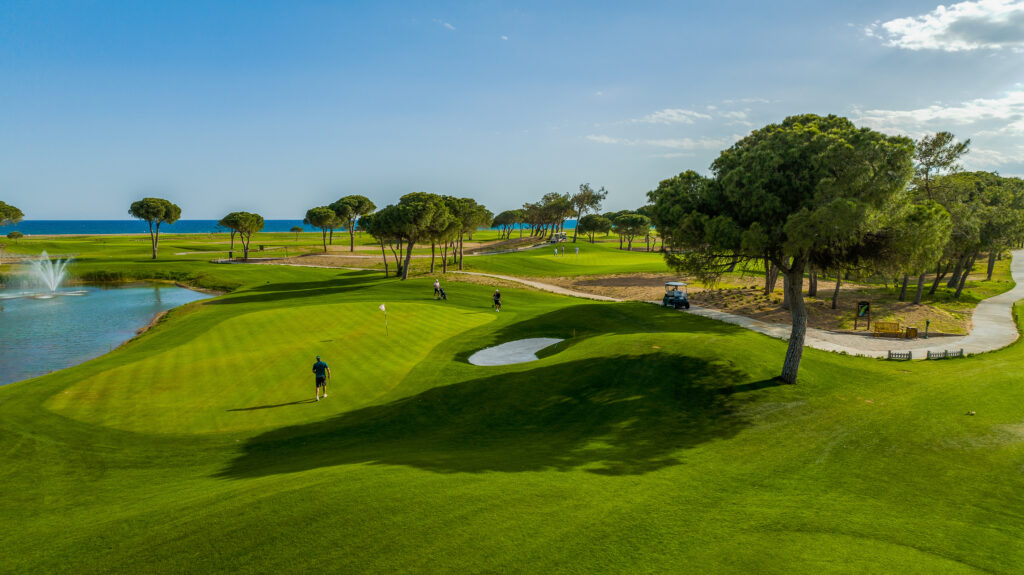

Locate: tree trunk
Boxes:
[780,266,807,384]
[572,209,581,242]
[765,262,780,295]
[929,261,950,295]
[458,235,465,270]
[379,240,389,277]
[401,241,414,280]
[957,253,977,288]
[987,251,997,281]
[430,242,435,273]
[781,274,790,310]
[349,224,356,252]
[321,230,328,253]
[388,241,402,275]
[898,274,909,301]
[726,255,739,273]
[442,243,448,273]
[619,235,623,250]
[808,268,817,297]
[831,273,842,309]
[954,253,977,299]
[947,255,965,288]
[913,272,926,305]
[148,221,157,259]
[329,229,333,245]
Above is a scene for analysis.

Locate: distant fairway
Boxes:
[3,252,1024,572]
[467,240,673,277]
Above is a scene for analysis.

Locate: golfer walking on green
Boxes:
[312,355,331,401]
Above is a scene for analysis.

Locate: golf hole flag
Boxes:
[379,303,388,336]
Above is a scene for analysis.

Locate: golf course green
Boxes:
[2,242,1024,573]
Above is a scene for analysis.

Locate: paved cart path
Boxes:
[457,251,1024,359]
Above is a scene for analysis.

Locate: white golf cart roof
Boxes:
[665,281,688,287]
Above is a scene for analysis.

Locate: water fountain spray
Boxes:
[28,251,72,293]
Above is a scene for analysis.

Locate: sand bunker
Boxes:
[468,338,564,366]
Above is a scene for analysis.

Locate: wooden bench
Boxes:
[873,322,902,338]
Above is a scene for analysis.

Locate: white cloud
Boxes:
[719,111,748,120]
[853,88,1024,172]
[721,97,770,105]
[645,137,727,150]
[501,35,509,40]
[635,108,712,125]
[867,0,1024,51]
[853,89,1024,135]
[434,19,456,31]
[586,134,628,145]
[967,146,1024,166]
[718,110,753,127]
[586,134,726,150]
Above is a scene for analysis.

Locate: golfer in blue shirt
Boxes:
[312,355,331,401]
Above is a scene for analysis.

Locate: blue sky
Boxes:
[2,1,1022,219]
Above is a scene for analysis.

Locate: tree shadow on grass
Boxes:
[216,354,779,479]
[207,275,382,305]
[453,302,748,363]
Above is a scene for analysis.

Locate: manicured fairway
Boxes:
[466,240,672,277]
[3,261,1024,573]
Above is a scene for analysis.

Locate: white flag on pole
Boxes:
[379,303,386,312]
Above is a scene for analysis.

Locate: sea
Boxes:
[7,220,321,235]
[5,220,576,235]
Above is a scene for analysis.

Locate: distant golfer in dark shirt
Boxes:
[312,355,331,401]
[492,289,502,312]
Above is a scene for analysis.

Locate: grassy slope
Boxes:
[1,252,1024,573]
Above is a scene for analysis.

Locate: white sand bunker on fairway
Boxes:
[468,338,564,366]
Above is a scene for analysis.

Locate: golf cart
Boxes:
[662,281,690,309]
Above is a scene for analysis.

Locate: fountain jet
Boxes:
[29,251,72,293]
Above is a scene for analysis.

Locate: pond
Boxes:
[0,284,211,386]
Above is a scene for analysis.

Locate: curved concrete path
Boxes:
[453,271,620,301]
[457,251,1024,358]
